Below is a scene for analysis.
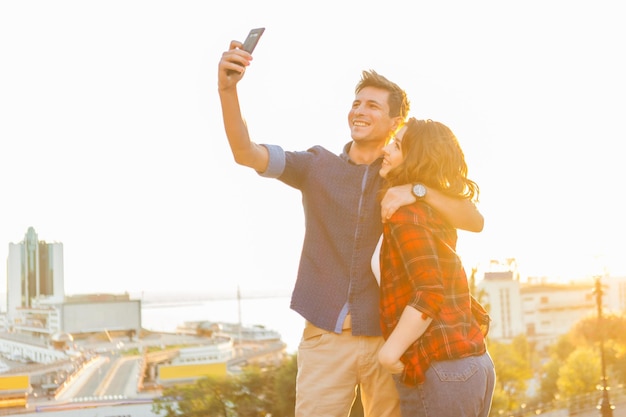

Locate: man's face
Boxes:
[348,86,399,146]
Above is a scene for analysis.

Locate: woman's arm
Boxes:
[378,306,433,373]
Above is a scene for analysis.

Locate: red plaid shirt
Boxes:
[379,202,489,386]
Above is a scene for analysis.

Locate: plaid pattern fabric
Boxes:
[379,202,488,386]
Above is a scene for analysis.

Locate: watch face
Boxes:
[412,183,427,199]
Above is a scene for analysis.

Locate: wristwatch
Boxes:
[411,183,427,200]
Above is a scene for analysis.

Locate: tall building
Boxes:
[479,270,524,341]
[4,227,140,338]
[6,227,65,321]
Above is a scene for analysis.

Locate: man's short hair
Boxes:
[355,70,410,121]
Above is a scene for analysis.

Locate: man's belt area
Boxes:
[303,314,352,340]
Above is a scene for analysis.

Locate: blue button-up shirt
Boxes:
[260,142,384,336]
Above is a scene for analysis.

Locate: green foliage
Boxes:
[536,333,577,404]
[537,357,561,404]
[549,333,576,361]
[489,337,532,388]
[535,316,626,411]
[229,367,273,417]
[271,353,297,417]
[613,344,626,385]
[153,376,239,417]
[571,313,626,346]
[152,354,297,417]
[555,313,626,391]
[489,384,511,416]
[556,347,601,399]
[486,336,532,414]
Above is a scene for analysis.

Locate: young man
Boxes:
[218,40,483,417]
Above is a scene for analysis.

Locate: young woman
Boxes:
[373,118,495,417]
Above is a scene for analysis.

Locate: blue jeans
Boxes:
[393,352,495,417]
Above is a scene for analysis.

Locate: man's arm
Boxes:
[380,184,484,232]
[218,41,269,172]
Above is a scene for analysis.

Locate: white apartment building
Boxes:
[519,282,597,350]
[478,266,626,350]
[478,271,524,341]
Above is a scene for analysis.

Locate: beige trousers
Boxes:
[295,318,401,417]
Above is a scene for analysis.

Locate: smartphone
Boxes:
[241,27,265,53]
[227,28,265,75]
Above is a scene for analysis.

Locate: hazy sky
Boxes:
[1,1,625,297]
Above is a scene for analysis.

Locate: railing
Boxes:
[494,385,625,416]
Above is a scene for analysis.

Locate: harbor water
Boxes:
[140,294,303,353]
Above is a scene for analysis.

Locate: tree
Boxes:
[152,354,297,417]
[550,333,577,361]
[153,376,238,417]
[556,347,600,399]
[270,353,297,417]
[487,336,532,414]
[230,367,274,417]
[613,344,626,385]
[537,333,576,404]
[571,313,626,346]
[566,313,626,390]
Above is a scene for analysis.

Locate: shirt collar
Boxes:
[340,142,383,166]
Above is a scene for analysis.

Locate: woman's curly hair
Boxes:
[381,117,479,202]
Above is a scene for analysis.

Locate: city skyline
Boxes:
[1,1,625,296]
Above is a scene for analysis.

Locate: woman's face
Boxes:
[380,124,407,178]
